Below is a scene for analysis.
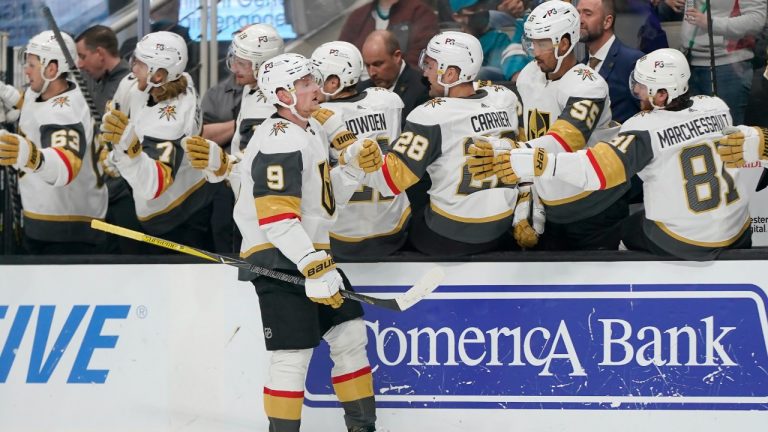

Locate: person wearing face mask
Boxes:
[100,31,216,251]
[0,31,107,254]
[450,0,520,81]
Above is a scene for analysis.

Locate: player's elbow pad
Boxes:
[261,217,316,265]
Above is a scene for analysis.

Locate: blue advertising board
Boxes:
[306,283,768,411]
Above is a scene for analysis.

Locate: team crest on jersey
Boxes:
[424,98,445,108]
[51,96,70,108]
[270,121,290,136]
[575,68,596,81]
[527,109,551,139]
[158,105,177,121]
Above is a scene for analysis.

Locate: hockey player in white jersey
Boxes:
[469,0,628,250]
[182,24,283,190]
[101,31,216,249]
[234,53,381,432]
[0,31,107,254]
[364,31,522,257]
[494,48,751,260]
[310,41,411,259]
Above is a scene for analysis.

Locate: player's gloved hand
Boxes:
[0,130,43,171]
[494,147,549,184]
[182,135,230,176]
[0,83,21,109]
[100,105,130,146]
[467,137,521,181]
[312,107,357,151]
[512,184,545,248]
[340,138,383,173]
[97,140,120,177]
[717,126,768,168]
[111,121,142,159]
[298,250,344,309]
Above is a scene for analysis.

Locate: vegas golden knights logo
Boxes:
[527,109,551,140]
[318,161,336,216]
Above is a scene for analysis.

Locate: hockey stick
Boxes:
[90,220,443,312]
[42,6,102,122]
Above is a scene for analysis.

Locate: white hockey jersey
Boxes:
[234,115,365,280]
[319,88,411,258]
[18,82,107,244]
[586,96,750,259]
[516,61,627,223]
[232,84,275,153]
[373,86,521,243]
[113,73,214,234]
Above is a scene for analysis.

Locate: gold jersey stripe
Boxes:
[539,189,592,206]
[430,202,513,223]
[329,207,411,242]
[52,147,82,183]
[332,372,374,403]
[383,153,420,194]
[254,195,302,220]
[589,142,627,189]
[263,393,303,420]
[654,217,751,248]
[138,179,206,221]
[549,119,586,151]
[23,211,104,223]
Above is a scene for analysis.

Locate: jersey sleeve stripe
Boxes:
[51,147,75,184]
[153,161,174,199]
[547,131,573,152]
[588,143,627,189]
[382,153,419,195]
[586,148,606,190]
[548,119,586,151]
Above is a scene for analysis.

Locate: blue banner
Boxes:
[306,284,768,410]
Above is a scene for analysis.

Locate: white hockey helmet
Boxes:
[311,41,364,97]
[523,0,580,74]
[227,24,284,78]
[257,53,320,119]
[419,31,483,95]
[25,30,77,93]
[133,31,188,91]
[630,48,690,109]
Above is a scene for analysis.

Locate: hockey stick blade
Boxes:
[90,219,442,312]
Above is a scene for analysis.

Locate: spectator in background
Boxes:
[450,0,519,80]
[75,25,141,254]
[200,74,242,149]
[669,0,766,125]
[75,25,131,115]
[490,0,532,82]
[578,0,644,123]
[358,30,430,123]
[339,0,439,68]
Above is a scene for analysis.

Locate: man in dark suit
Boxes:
[358,30,431,124]
[578,0,644,123]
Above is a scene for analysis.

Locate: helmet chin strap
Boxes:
[277,92,310,122]
[437,72,463,97]
[552,38,576,75]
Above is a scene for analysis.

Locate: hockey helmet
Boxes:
[311,41,364,97]
[523,0,580,74]
[630,48,690,109]
[257,53,321,119]
[25,30,77,93]
[227,24,284,78]
[133,31,188,91]
[419,31,483,94]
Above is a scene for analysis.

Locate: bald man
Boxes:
[358,30,429,124]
